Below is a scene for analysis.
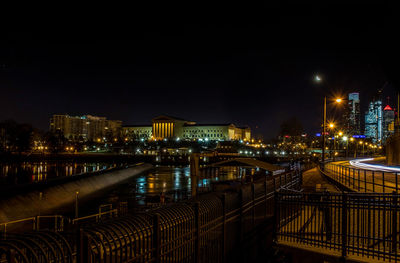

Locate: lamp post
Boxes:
[322,96,327,167]
[315,74,343,168]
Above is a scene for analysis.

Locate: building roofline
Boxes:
[183,123,234,127]
[123,124,152,128]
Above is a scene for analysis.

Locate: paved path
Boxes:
[325,159,400,193]
[302,167,339,193]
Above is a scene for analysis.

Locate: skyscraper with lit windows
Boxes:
[345,92,361,135]
[364,100,383,144]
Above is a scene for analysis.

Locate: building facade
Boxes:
[364,100,383,144]
[50,114,122,142]
[383,104,395,143]
[123,115,251,141]
[123,125,152,140]
[345,92,361,135]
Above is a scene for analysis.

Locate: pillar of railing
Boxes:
[153,213,161,263]
[77,228,89,263]
[341,193,348,259]
[193,202,200,263]
[372,171,375,192]
[252,183,255,227]
[382,171,385,193]
[392,192,397,253]
[221,193,227,263]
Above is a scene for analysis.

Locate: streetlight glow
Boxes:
[315,75,321,82]
[335,98,342,103]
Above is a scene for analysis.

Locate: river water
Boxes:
[0,161,259,216]
[0,161,120,186]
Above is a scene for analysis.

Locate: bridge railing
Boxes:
[324,162,400,193]
[275,191,400,262]
[1,169,302,263]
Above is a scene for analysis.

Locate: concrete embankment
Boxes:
[0,163,152,223]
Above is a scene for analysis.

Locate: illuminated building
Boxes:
[50,114,122,141]
[124,115,251,141]
[183,123,250,141]
[383,104,395,143]
[123,125,152,140]
[364,100,383,143]
[344,92,361,135]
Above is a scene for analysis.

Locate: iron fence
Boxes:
[324,162,400,193]
[275,191,400,262]
[1,169,302,263]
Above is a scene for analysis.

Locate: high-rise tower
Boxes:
[346,92,361,135]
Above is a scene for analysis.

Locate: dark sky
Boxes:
[0,4,398,139]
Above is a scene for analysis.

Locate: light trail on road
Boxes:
[349,158,400,172]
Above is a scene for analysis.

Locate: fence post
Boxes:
[382,171,385,193]
[153,213,161,263]
[252,183,255,227]
[194,202,200,263]
[364,170,367,192]
[222,194,227,263]
[35,215,39,231]
[264,181,268,218]
[392,192,397,253]
[273,191,279,242]
[323,191,332,240]
[6,249,16,263]
[239,188,243,243]
[372,171,375,192]
[77,228,89,263]
[341,193,348,259]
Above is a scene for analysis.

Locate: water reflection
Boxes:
[118,165,254,204]
[0,162,118,186]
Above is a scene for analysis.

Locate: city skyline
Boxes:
[1,5,398,139]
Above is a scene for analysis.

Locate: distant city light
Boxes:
[342,136,348,141]
[315,75,321,82]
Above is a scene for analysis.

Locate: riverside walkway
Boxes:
[324,158,400,193]
[275,158,400,263]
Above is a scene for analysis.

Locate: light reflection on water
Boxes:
[0,162,117,186]
[118,165,254,203]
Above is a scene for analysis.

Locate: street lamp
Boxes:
[316,74,344,166]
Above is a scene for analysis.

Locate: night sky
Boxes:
[1,4,398,139]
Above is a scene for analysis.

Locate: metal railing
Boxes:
[275,191,400,262]
[324,162,400,193]
[0,215,64,238]
[1,169,302,263]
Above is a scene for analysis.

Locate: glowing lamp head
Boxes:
[329,123,335,128]
[315,75,321,82]
[335,98,343,103]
